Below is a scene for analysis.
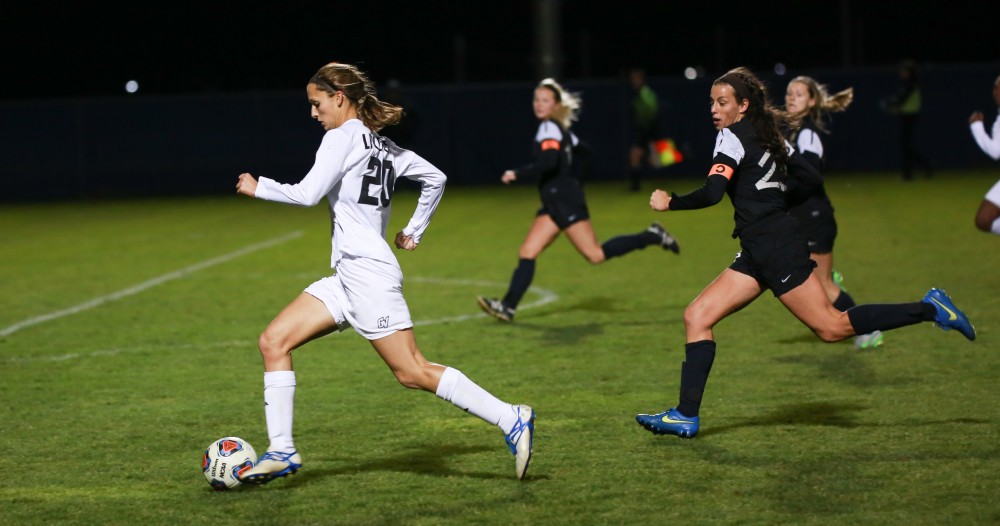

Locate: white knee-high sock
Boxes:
[263,370,296,453]
[991,217,1000,235]
[435,367,518,434]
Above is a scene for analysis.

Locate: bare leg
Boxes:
[369,328,445,392]
[777,273,855,342]
[974,199,1000,233]
[637,269,764,431]
[241,293,338,482]
[810,252,841,304]
[518,214,562,259]
[371,328,534,478]
[485,215,561,312]
[562,219,606,264]
[684,269,766,342]
[258,293,339,371]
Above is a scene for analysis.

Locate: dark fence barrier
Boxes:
[2,62,998,202]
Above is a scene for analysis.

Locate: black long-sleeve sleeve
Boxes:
[784,151,823,207]
[514,148,560,179]
[669,174,729,210]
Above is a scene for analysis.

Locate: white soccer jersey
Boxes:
[254,119,446,269]
[970,112,1000,161]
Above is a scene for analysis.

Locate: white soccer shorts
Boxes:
[304,257,413,340]
[985,179,1000,207]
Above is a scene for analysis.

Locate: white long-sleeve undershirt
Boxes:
[970,112,1000,161]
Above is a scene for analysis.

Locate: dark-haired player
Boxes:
[636,67,976,439]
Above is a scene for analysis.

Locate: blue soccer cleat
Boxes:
[923,288,976,341]
[504,405,535,479]
[635,407,699,438]
[238,450,302,485]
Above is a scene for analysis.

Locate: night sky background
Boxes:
[3,1,996,102]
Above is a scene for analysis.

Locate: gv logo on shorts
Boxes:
[377,316,389,329]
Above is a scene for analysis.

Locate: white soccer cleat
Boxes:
[238,450,302,485]
[504,405,535,480]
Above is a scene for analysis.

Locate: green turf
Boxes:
[1,172,998,525]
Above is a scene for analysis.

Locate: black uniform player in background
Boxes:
[477,78,680,323]
[636,67,976,439]
[784,75,882,349]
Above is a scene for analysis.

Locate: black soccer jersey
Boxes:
[513,119,580,189]
[670,120,791,238]
[787,117,834,219]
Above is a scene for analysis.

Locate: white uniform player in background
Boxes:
[234,62,535,482]
[969,74,1000,235]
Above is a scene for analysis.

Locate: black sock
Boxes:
[833,290,856,311]
[676,340,716,418]
[502,258,535,309]
[601,230,658,260]
[846,302,937,335]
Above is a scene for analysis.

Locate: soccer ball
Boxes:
[202,436,257,490]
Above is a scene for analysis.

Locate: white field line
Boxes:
[3,277,560,364]
[0,231,304,338]
[2,340,250,364]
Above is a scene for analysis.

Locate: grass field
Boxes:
[1,171,998,525]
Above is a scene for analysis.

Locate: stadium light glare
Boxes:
[125,80,139,94]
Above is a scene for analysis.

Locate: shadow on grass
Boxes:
[511,296,682,343]
[699,401,868,437]
[698,401,988,438]
[264,442,550,487]
[775,333,821,345]
[523,296,622,320]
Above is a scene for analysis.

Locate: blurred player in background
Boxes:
[627,67,660,192]
[477,78,680,323]
[235,62,535,482]
[883,60,933,181]
[784,75,882,349]
[969,74,1000,235]
[636,67,976,440]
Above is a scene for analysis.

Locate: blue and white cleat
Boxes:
[238,450,302,485]
[636,407,699,438]
[923,288,976,341]
[504,405,535,480]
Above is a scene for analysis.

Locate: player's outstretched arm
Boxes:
[236,173,258,197]
[394,231,417,251]
[650,189,672,211]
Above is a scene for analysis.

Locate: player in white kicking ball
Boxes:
[235,62,534,482]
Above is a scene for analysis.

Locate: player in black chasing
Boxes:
[784,75,882,349]
[636,67,976,439]
[477,78,680,322]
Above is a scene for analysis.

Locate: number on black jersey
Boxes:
[754,151,787,192]
[358,157,396,207]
